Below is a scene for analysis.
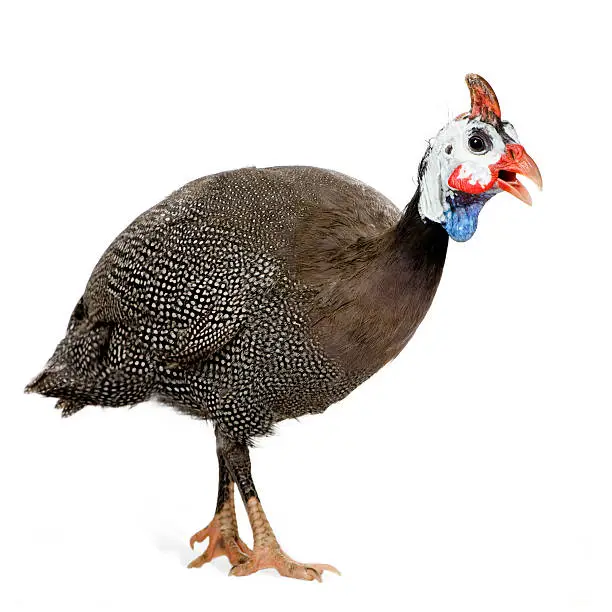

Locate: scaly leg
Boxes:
[188,448,252,569]
[219,436,340,582]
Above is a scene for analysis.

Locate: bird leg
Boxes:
[188,450,252,569]
[228,496,340,581]
[220,436,340,581]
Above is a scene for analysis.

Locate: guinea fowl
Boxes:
[26,74,541,581]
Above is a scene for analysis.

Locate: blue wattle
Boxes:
[443,201,484,242]
[441,191,496,242]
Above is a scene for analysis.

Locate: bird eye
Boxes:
[467,131,490,154]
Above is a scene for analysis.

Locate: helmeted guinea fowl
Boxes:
[26,74,541,581]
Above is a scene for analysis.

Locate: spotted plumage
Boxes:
[28,166,422,441]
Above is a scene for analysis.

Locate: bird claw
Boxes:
[229,548,340,581]
[188,518,251,568]
[189,525,211,550]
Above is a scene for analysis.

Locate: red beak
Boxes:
[493,143,543,205]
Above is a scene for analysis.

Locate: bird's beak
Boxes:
[493,143,543,205]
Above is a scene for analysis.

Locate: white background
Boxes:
[1,1,610,610]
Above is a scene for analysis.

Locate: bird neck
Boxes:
[325,188,448,374]
[391,186,449,268]
[300,185,449,375]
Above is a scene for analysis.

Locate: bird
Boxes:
[26,74,541,581]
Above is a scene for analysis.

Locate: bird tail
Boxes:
[25,298,113,415]
[25,373,87,417]
[25,297,154,415]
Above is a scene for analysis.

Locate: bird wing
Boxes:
[81,165,398,367]
[84,214,281,365]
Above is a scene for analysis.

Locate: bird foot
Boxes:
[188,516,252,569]
[229,547,340,582]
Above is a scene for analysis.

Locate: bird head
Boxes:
[418,74,542,242]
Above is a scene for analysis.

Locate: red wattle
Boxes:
[448,165,497,194]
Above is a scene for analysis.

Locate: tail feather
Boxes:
[26,296,155,410]
[25,372,86,417]
[55,399,86,418]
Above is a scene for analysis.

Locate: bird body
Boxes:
[27,75,541,580]
[30,166,447,440]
